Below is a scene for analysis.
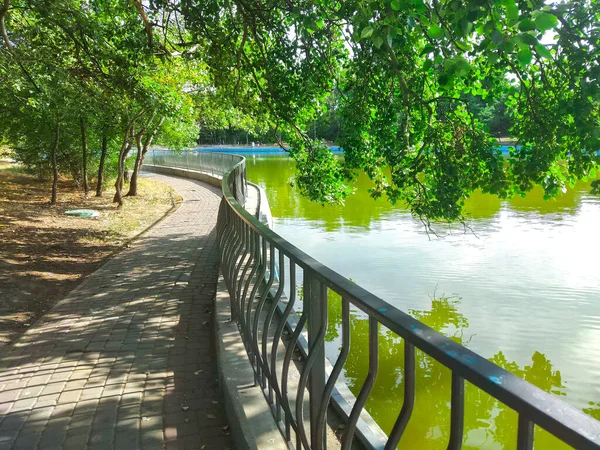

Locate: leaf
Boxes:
[518,18,536,31]
[413,0,426,13]
[361,26,374,39]
[428,25,445,40]
[506,1,519,21]
[477,37,491,50]
[455,41,472,51]
[391,0,402,11]
[423,59,433,70]
[517,47,533,65]
[518,33,539,46]
[534,12,558,31]
[372,35,384,49]
[499,39,516,52]
[453,57,470,75]
[535,43,552,59]
[491,30,504,46]
[460,20,473,37]
[420,44,435,55]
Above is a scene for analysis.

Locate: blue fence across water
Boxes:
[194,146,342,154]
[193,145,512,154]
[194,146,600,156]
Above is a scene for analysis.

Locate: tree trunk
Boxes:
[127,117,163,197]
[122,141,133,188]
[114,140,133,207]
[113,127,133,208]
[113,110,147,206]
[80,117,89,198]
[96,134,107,197]
[50,122,60,205]
[126,134,144,197]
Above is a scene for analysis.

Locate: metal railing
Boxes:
[153,149,600,449]
[148,149,245,188]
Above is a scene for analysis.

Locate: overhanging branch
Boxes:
[0,0,41,92]
[132,0,153,48]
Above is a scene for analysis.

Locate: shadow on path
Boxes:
[0,174,232,450]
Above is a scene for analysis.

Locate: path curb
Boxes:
[215,273,288,450]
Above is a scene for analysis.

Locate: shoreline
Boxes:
[154,138,517,151]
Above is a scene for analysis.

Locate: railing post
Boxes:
[305,271,327,449]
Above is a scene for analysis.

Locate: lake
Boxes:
[242,152,600,449]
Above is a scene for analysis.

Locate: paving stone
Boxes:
[58,389,83,404]
[40,381,66,396]
[63,431,90,449]
[50,402,76,419]
[0,174,231,450]
[79,386,104,400]
[0,413,27,431]
[88,426,114,445]
[0,390,21,403]
[11,431,41,449]
[114,429,140,449]
[10,398,37,412]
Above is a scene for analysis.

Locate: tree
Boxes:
[4,0,599,220]
[0,0,84,203]
[175,0,600,225]
[0,0,202,206]
[126,58,201,197]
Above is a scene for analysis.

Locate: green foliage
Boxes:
[0,1,225,202]
[2,0,599,221]
[174,0,600,225]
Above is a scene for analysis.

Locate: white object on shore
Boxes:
[65,209,100,218]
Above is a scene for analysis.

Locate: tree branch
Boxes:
[0,0,10,48]
[132,0,153,48]
[0,0,40,92]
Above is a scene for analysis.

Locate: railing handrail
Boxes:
[218,154,600,449]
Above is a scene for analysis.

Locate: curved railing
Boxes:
[152,149,600,450]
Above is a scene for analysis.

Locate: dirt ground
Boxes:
[0,162,182,348]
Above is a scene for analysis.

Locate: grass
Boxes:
[0,162,182,347]
[0,162,25,174]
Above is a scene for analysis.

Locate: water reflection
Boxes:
[246,155,597,230]
[247,156,401,230]
[251,153,600,448]
[325,293,598,449]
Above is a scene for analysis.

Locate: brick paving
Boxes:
[0,173,232,450]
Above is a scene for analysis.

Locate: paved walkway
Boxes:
[0,173,232,450]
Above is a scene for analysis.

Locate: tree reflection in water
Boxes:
[320,291,599,449]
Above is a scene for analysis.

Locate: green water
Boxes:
[246,154,600,449]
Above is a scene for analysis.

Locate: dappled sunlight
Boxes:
[0,166,179,348]
[0,175,231,449]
